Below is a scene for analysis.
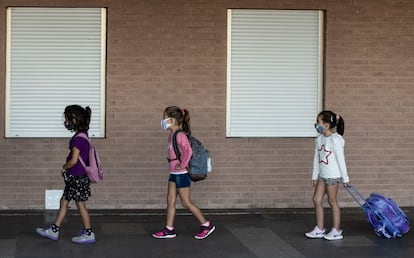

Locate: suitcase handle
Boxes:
[343,184,366,208]
[344,184,377,212]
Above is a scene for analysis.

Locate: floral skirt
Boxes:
[63,174,91,202]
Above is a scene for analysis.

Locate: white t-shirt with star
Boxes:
[312,132,349,183]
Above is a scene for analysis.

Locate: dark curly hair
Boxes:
[64,105,92,132]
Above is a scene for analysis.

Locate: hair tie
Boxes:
[181,108,185,115]
[336,115,340,124]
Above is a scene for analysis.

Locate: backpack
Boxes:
[345,185,410,238]
[74,133,103,183]
[171,130,213,182]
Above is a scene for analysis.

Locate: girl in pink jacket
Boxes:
[153,106,215,240]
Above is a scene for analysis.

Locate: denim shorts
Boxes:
[169,173,191,188]
[318,176,341,186]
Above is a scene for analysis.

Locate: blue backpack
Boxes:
[171,130,213,182]
[346,185,410,238]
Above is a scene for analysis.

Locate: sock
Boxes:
[166,226,174,231]
[84,228,93,236]
[51,224,60,233]
[333,228,341,234]
[202,221,210,227]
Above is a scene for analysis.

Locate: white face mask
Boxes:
[161,118,172,130]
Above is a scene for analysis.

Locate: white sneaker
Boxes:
[72,230,96,244]
[36,227,59,241]
[324,228,343,240]
[305,226,326,238]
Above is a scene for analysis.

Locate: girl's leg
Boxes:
[36,197,68,240]
[166,181,178,227]
[177,187,207,224]
[75,201,91,229]
[54,196,70,226]
[312,180,326,230]
[326,183,341,230]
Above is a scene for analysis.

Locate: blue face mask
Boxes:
[315,124,325,134]
[161,118,172,130]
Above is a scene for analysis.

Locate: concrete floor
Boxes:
[1,208,413,258]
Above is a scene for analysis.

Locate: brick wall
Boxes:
[1,0,414,209]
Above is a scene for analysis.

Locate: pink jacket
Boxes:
[168,131,192,173]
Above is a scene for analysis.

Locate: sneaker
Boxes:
[194,223,215,240]
[72,230,96,244]
[36,227,59,241]
[324,228,343,240]
[152,227,177,239]
[305,226,326,239]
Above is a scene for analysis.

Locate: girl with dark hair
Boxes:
[36,105,95,244]
[305,110,350,241]
[153,106,215,240]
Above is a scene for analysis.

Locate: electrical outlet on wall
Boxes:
[45,190,63,210]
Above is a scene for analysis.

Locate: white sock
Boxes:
[333,228,341,234]
[202,221,210,227]
[166,226,174,231]
[316,226,324,232]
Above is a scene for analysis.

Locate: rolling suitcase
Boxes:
[345,185,410,238]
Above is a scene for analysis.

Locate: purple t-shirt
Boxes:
[67,131,90,177]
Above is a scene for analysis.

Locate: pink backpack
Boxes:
[75,133,103,183]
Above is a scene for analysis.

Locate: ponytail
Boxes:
[181,108,191,135]
[85,106,92,128]
[336,116,345,136]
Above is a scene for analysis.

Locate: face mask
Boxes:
[315,124,325,134]
[161,118,172,130]
[64,121,74,131]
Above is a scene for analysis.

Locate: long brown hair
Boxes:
[164,106,191,135]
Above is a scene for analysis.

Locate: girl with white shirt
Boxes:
[305,111,350,241]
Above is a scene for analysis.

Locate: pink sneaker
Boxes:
[152,227,176,239]
[194,222,215,240]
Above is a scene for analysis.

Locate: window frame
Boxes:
[5,7,107,138]
[226,9,324,138]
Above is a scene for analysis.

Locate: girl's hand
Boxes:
[311,180,317,187]
[175,164,182,170]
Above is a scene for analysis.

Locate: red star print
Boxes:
[318,144,332,164]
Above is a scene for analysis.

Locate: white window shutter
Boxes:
[227,10,323,137]
[6,8,106,137]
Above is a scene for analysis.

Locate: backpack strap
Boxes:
[74,132,90,142]
[73,132,91,166]
[168,129,184,163]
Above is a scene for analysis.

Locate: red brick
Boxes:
[1,0,414,210]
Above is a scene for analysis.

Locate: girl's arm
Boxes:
[333,137,350,183]
[175,133,192,170]
[311,138,320,185]
[63,147,80,170]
